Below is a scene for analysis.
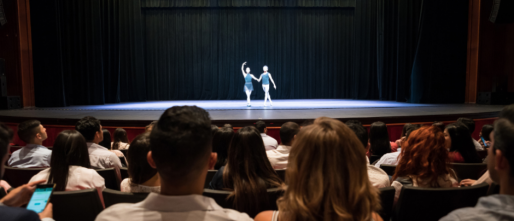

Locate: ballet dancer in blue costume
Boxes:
[258,65,277,106]
[241,62,259,107]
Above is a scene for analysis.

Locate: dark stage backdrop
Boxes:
[29,0,469,106]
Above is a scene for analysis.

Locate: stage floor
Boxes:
[0,99,504,126]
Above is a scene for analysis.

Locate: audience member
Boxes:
[8,120,52,168]
[210,126,283,217]
[478,124,493,148]
[255,117,382,221]
[112,128,130,150]
[346,121,390,188]
[211,124,219,135]
[392,126,458,203]
[120,133,160,193]
[445,123,481,163]
[300,119,314,127]
[369,121,396,156]
[212,126,234,170]
[266,122,300,169]
[75,116,123,169]
[144,121,157,132]
[223,124,233,129]
[460,171,493,187]
[376,124,421,168]
[0,122,54,221]
[441,105,514,220]
[96,106,252,221]
[256,121,278,150]
[29,130,105,198]
[98,129,111,149]
[395,123,421,148]
[457,117,484,151]
[433,121,446,133]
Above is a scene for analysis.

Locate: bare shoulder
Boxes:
[254,210,275,221]
[372,212,383,221]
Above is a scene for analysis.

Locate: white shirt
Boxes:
[87,142,123,169]
[95,193,253,221]
[29,166,106,191]
[266,145,291,169]
[120,178,160,193]
[374,148,402,168]
[261,133,278,151]
[366,157,391,188]
[473,139,484,151]
[8,144,52,168]
[111,142,130,150]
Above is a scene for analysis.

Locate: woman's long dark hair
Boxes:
[223,126,283,217]
[446,123,481,163]
[369,121,392,157]
[212,126,234,169]
[127,133,157,185]
[98,129,111,148]
[112,128,129,150]
[48,130,91,191]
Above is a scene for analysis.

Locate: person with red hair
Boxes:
[391,125,458,203]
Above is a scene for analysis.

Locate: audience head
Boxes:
[346,121,368,150]
[49,130,91,191]
[224,126,282,216]
[278,117,380,221]
[127,133,157,185]
[300,119,314,127]
[433,121,446,132]
[457,117,476,134]
[369,121,391,156]
[223,124,233,129]
[489,104,514,185]
[145,121,157,132]
[393,126,453,187]
[98,129,111,149]
[480,124,494,141]
[345,119,363,125]
[149,106,214,187]
[17,119,47,144]
[75,116,103,143]
[405,124,421,139]
[212,126,234,169]
[112,128,129,150]
[279,122,300,146]
[211,125,219,135]
[445,123,481,163]
[255,121,267,133]
[0,123,14,178]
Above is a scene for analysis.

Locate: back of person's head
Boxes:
[279,122,300,146]
[112,128,129,150]
[0,123,13,178]
[481,124,494,141]
[279,117,380,221]
[212,126,234,169]
[150,106,212,184]
[446,123,481,163]
[346,122,368,150]
[394,126,453,187]
[18,119,45,144]
[345,119,362,126]
[433,121,446,132]
[300,119,314,127]
[223,124,233,129]
[224,126,282,216]
[75,116,102,141]
[211,125,219,135]
[127,133,156,185]
[491,104,514,181]
[457,117,476,134]
[255,121,266,133]
[145,121,157,132]
[98,129,111,149]
[48,130,90,191]
[405,124,422,139]
[369,121,391,156]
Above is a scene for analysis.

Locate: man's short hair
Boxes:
[346,122,368,150]
[494,118,514,177]
[145,121,157,131]
[255,121,266,133]
[75,116,101,141]
[280,122,300,146]
[17,120,41,143]
[457,118,475,133]
[150,106,212,183]
[345,120,362,126]
[0,122,13,161]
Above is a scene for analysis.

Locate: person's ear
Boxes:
[35,132,42,140]
[495,149,509,172]
[208,153,217,170]
[264,128,268,134]
[147,151,157,169]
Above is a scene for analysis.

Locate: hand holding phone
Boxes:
[481,137,489,147]
[26,184,55,214]
[0,179,46,207]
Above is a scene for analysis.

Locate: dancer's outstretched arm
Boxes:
[250,74,259,81]
[257,74,262,82]
[241,62,247,77]
[269,74,277,89]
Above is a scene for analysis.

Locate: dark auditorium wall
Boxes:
[0,0,22,96]
[29,0,470,106]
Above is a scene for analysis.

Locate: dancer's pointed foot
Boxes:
[247,104,251,107]
[263,103,267,107]
[270,102,273,106]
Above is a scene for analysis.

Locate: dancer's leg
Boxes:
[263,85,270,106]
[245,90,251,106]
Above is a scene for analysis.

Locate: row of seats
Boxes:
[379,163,488,181]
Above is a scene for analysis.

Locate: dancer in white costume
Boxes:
[258,65,277,106]
[241,62,259,107]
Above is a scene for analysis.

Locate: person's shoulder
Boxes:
[0,206,41,221]
[440,207,484,221]
[254,211,274,221]
[96,203,139,220]
[220,208,254,221]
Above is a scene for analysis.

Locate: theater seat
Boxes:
[392,182,489,221]
[119,156,128,167]
[379,164,397,176]
[203,187,284,217]
[451,163,488,181]
[119,149,128,157]
[204,170,217,188]
[275,169,285,182]
[52,189,103,221]
[95,168,119,190]
[3,167,45,188]
[120,167,129,181]
[379,187,395,221]
[369,155,381,165]
[103,188,149,208]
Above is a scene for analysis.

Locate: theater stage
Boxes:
[0,99,504,127]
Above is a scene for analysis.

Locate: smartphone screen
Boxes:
[26,184,54,213]
[481,137,489,147]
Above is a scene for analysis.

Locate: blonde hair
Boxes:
[278,117,380,221]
